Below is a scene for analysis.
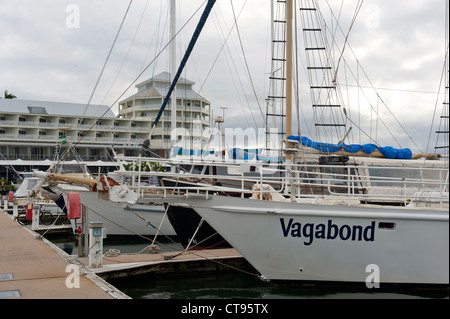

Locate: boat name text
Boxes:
[280,218,375,245]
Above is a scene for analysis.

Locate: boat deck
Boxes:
[0,209,128,299]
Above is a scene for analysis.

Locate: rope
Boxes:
[332,0,363,83]
[54,0,207,167]
[86,205,260,279]
[79,0,134,123]
[230,0,264,122]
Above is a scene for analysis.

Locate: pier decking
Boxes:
[1,207,251,299]
[0,209,129,299]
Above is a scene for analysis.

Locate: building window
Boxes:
[19,130,26,135]
[39,131,46,136]
[19,117,26,122]
[59,119,66,124]
[39,118,47,123]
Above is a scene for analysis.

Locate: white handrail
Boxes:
[113,155,449,208]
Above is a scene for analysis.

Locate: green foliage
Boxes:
[3,90,17,99]
[0,178,15,191]
[123,162,163,172]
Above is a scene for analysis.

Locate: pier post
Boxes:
[88,222,105,268]
[13,203,18,219]
[31,205,40,230]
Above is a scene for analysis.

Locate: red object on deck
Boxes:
[26,203,33,220]
[8,191,14,202]
[67,192,81,220]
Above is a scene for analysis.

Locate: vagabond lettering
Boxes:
[280,218,375,245]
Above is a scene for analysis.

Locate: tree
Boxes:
[4,90,17,99]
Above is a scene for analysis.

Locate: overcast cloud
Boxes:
[0,0,448,154]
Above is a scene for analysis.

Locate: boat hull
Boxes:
[167,205,231,249]
[161,177,231,249]
[183,196,449,286]
[61,188,176,236]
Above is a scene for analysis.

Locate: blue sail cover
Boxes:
[231,148,260,160]
[288,136,413,160]
[231,148,284,162]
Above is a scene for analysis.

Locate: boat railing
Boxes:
[114,156,449,208]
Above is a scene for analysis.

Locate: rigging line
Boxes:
[332,0,363,83]
[209,8,251,127]
[79,0,134,125]
[194,2,257,127]
[54,1,207,167]
[230,0,264,122]
[149,0,216,135]
[100,0,150,105]
[340,84,447,95]
[87,204,178,247]
[90,201,259,278]
[321,2,419,150]
[139,0,165,75]
[425,44,450,154]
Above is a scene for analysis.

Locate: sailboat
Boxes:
[144,0,449,286]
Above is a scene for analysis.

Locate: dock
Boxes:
[0,209,129,299]
[78,247,248,281]
[1,208,251,299]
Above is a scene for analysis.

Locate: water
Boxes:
[49,233,449,300]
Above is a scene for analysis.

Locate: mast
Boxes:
[170,0,177,151]
[141,0,216,156]
[285,0,293,161]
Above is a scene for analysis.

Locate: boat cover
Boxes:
[288,136,413,160]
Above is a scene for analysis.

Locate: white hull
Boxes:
[183,196,449,286]
[61,188,176,236]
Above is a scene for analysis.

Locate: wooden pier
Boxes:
[1,208,252,299]
[0,209,129,299]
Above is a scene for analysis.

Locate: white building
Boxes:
[0,72,212,181]
[118,72,211,152]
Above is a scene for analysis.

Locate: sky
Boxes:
[0,0,448,154]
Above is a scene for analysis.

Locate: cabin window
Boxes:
[378,222,396,230]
